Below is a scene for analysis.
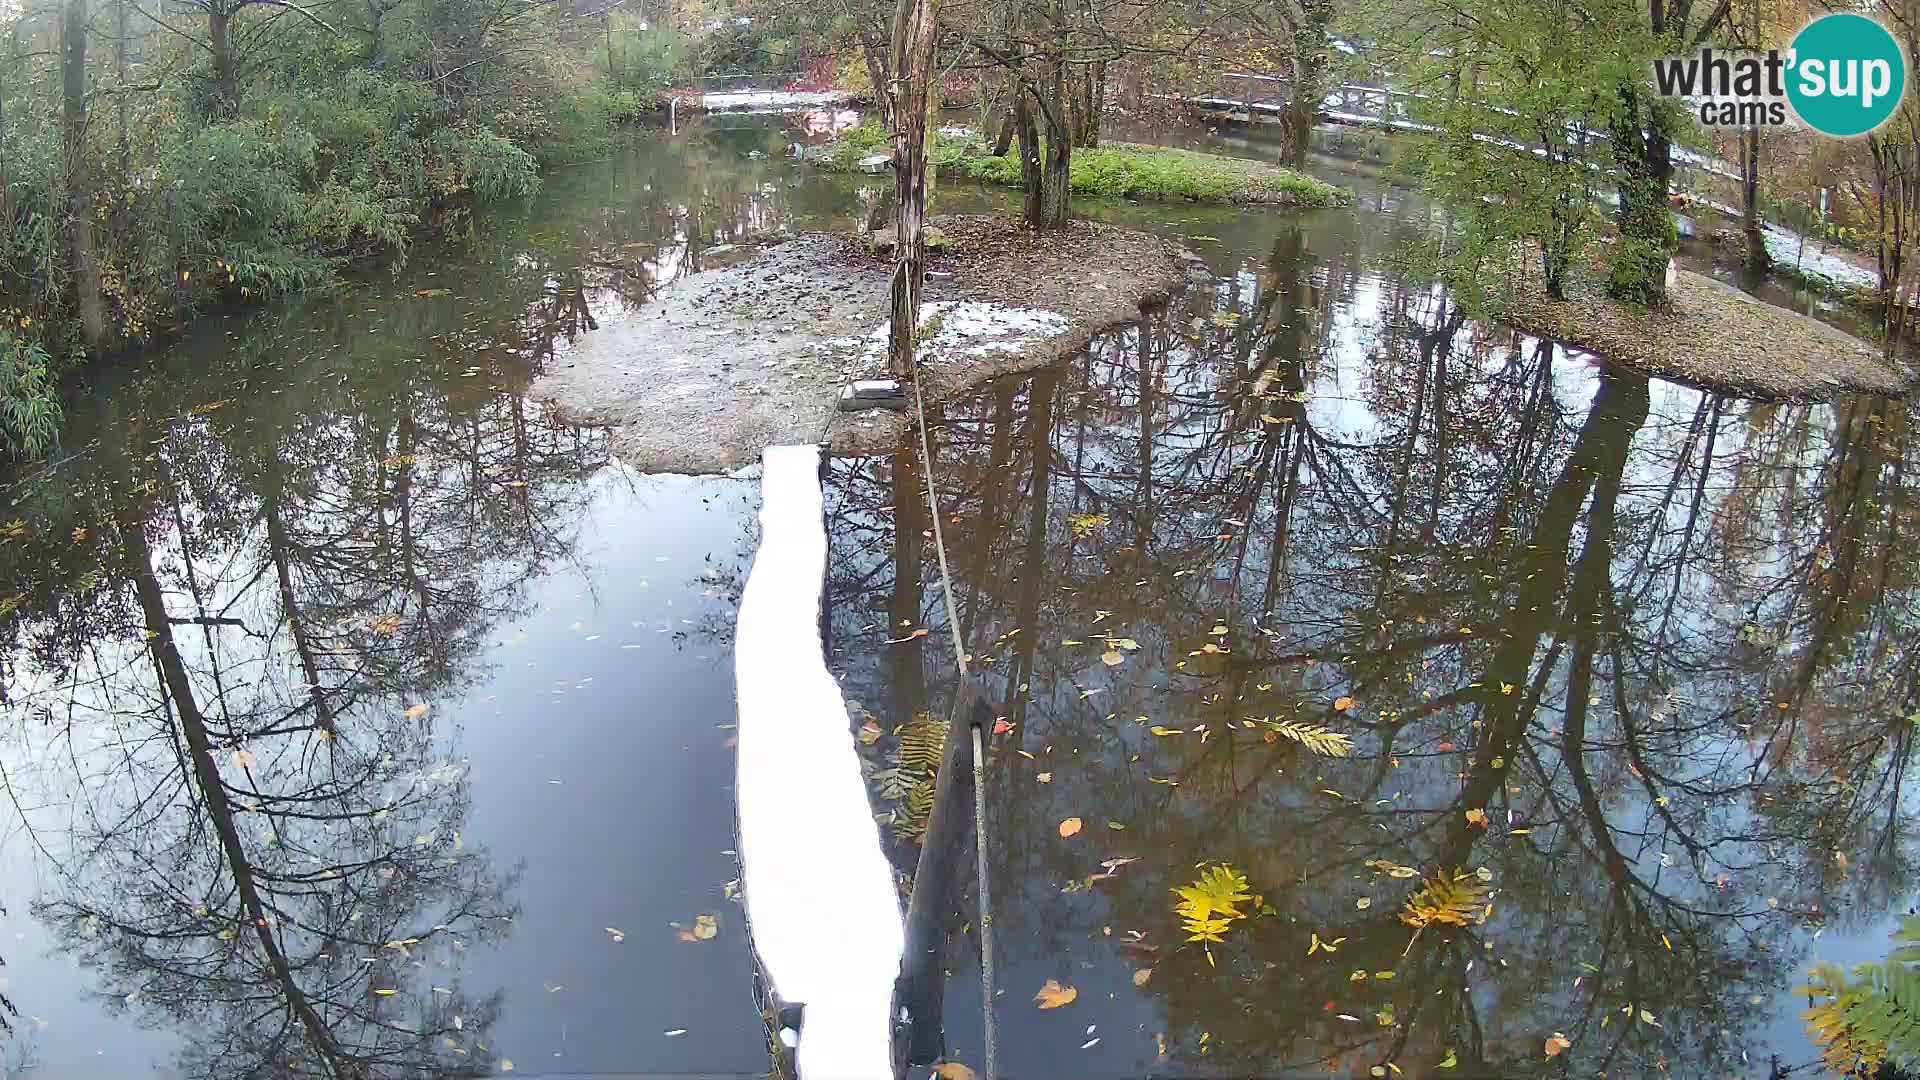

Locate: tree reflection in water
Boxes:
[826,223,1920,1078]
[0,294,610,1076]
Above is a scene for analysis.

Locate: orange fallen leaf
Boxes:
[933,1064,979,1080]
[405,704,430,720]
[1133,968,1153,987]
[1058,817,1083,838]
[1034,979,1078,1008]
[1465,807,1489,828]
[992,718,1014,735]
[1545,1034,1571,1058]
[1333,696,1355,712]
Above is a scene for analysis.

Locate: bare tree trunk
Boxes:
[1035,0,1072,230]
[64,0,108,349]
[115,0,129,170]
[1741,125,1769,272]
[885,0,939,378]
[859,32,891,127]
[1282,0,1332,168]
[209,9,236,117]
[1015,84,1043,226]
[366,0,387,67]
[990,72,1017,155]
[1084,59,1104,147]
[0,28,13,228]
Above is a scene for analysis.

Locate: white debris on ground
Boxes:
[734,444,904,1080]
[836,301,1073,368]
[698,89,852,112]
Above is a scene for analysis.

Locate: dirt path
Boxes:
[532,215,1187,474]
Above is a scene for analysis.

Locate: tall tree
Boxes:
[1609,0,1736,304]
[63,0,107,347]
[887,0,940,376]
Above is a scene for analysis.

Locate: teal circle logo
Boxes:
[1786,13,1907,137]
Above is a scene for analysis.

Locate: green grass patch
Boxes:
[808,126,1350,208]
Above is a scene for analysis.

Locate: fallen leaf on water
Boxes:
[405,704,430,720]
[1439,1050,1458,1069]
[1333,696,1355,712]
[231,749,256,771]
[664,1029,688,1037]
[1062,639,1085,646]
[857,721,882,745]
[1356,898,1372,910]
[886,627,931,644]
[1545,1034,1571,1058]
[693,914,718,940]
[499,1060,513,1072]
[605,927,626,943]
[1107,822,1126,831]
[1133,968,1152,987]
[1058,817,1083,838]
[1110,637,1139,650]
[1150,725,1181,736]
[415,288,452,298]
[1034,979,1078,1008]
[1102,650,1125,666]
[1465,807,1489,828]
[1036,772,1052,783]
[373,988,397,996]
[993,718,1014,735]
[1500,682,1516,695]
[933,1064,979,1080]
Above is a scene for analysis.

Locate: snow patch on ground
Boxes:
[825,301,1072,367]
[1761,228,1881,292]
[1687,195,1884,294]
[734,445,903,1080]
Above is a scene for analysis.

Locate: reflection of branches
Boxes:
[0,309,612,1077]
[820,208,1920,1076]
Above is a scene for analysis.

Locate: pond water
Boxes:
[0,116,1913,1080]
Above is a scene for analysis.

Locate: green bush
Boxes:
[0,330,61,460]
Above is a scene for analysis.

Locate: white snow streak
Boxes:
[735,445,903,1080]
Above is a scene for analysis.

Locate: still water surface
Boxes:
[0,118,1911,1079]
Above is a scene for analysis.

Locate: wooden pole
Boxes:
[892,678,988,1073]
[885,0,939,380]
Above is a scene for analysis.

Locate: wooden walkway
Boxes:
[1178,72,1741,185]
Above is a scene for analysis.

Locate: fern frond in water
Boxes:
[888,714,949,841]
[896,714,948,777]
[1267,719,1353,757]
[1173,864,1253,962]
[867,766,910,801]
[1802,916,1920,1073]
[894,778,937,840]
[1399,870,1489,930]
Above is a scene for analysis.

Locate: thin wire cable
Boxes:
[906,354,998,1080]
